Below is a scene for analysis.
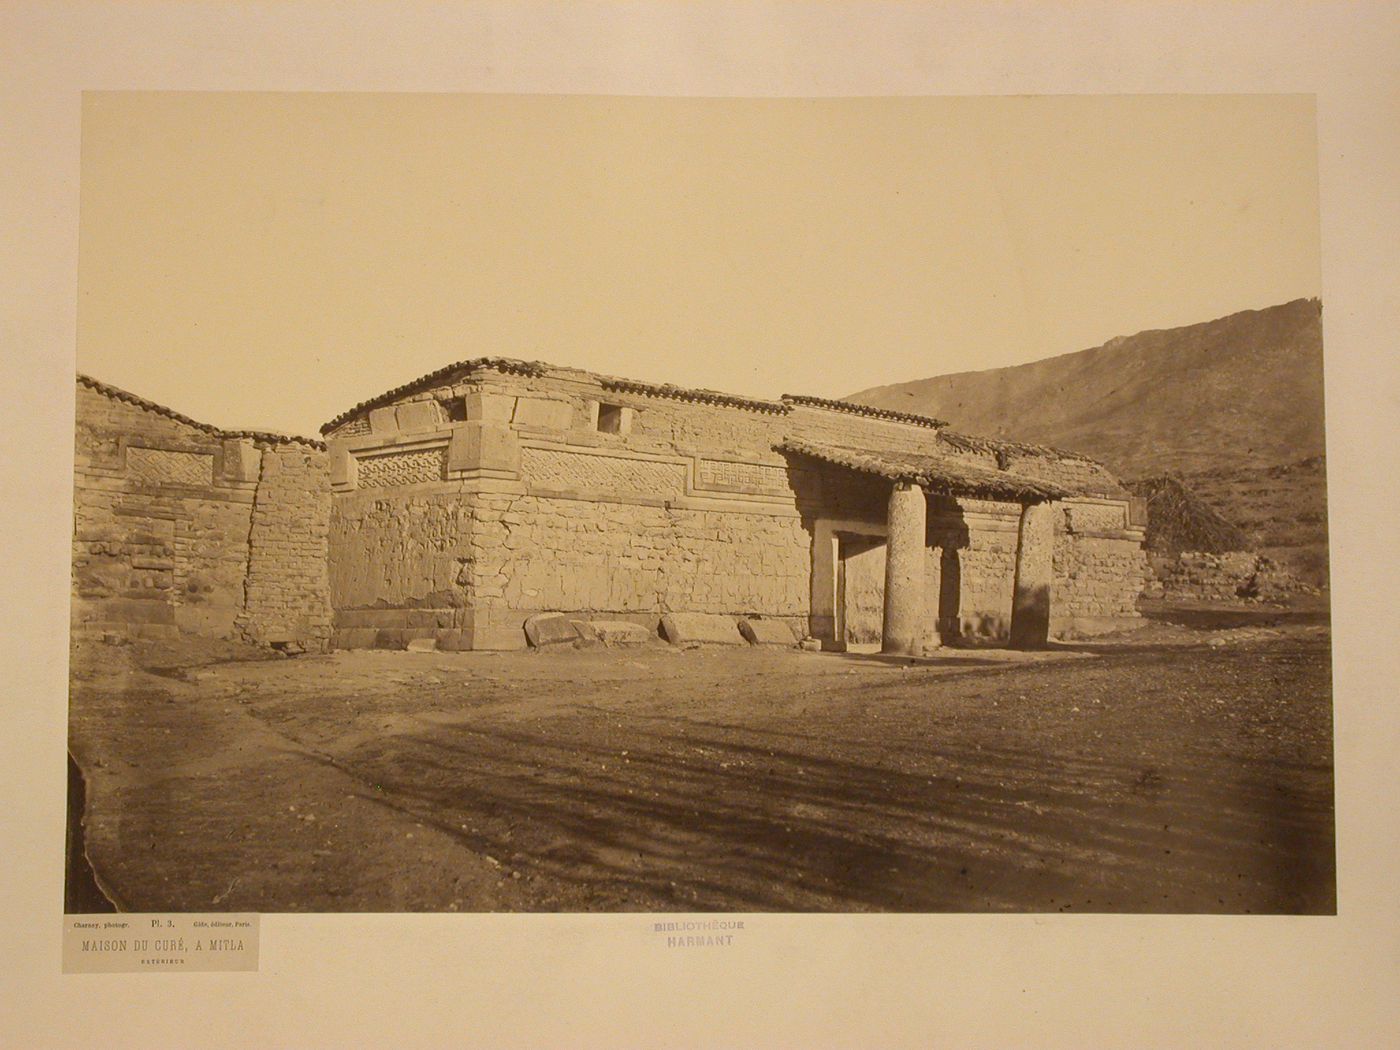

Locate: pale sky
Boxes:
[77,93,1320,437]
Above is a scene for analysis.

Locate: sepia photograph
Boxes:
[8,2,1400,1047]
[66,92,1334,916]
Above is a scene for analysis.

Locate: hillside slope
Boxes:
[850,298,1325,478]
[849,299,1329,583]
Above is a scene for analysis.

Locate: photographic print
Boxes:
[66,92,1332,916]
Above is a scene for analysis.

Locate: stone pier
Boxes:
[881,482,927,656]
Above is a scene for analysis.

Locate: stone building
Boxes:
[321,359,1147,653]
[71,376,333,651]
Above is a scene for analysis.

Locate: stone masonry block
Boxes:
[221,438,262,483]
[511,397,573,431]
[447,421,521,475]
[660,612,746,647]
[738,618,798,647]
[586,620,653,648]
[462,391,516,424]
[524,613,581,648]
[369,407,399,435]
[330,446,352,487]
[395,401,441,433]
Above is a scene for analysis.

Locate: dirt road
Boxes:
[67,612,1334,913]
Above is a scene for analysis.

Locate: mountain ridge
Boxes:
[848,298,1329,582]
[850,298,1324,479]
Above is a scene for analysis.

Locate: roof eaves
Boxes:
[781,394,948,429]
[938,429,1105,468]
[776,437,1071,503]
[598,377,789,415]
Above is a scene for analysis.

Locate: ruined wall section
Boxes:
[73,379,331,648]
[941,499,1020,640]
[326,368,819,649]
[461,370,812,647]
[73,382,258,639]
[235,443,333,651]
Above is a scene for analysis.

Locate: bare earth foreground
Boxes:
[67,604,1334,914]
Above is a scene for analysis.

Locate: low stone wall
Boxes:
[1144,551,1321,603]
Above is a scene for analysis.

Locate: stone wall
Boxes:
[950,517,1020,639]
[461,493,812,648]
[328,491,475,649]
[72,378,331,649]
[1053,534,1149,631]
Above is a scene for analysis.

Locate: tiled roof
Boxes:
[322,359,947,432]
[318,358,1107,479]
[597,377,787,414]
[776,438,1071,503]
[781,394,947,429]
[938,429,1104,467]
[320,357,549,434]
[78,374,326,450]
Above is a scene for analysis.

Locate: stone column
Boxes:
[881,482,927,655]
[1009,501,1055,649]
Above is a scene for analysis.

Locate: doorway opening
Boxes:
[836,532,886,652]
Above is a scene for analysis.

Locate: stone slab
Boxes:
[586,620,653,648]
[333,628,379,650]
[524,613,581,648]
[738,618,798,646]
[406,636,439,652]
[660,613,746,647]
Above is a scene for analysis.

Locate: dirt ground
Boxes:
[67,602,1334,914]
